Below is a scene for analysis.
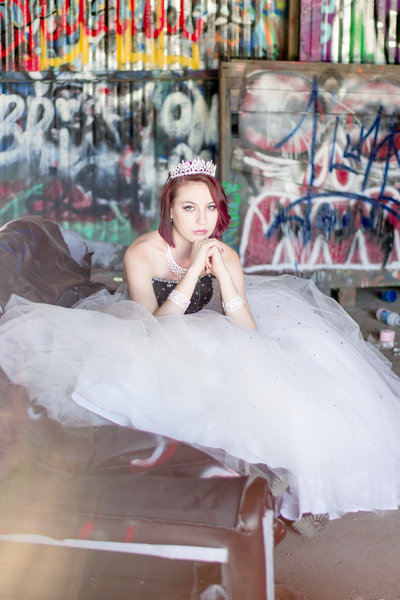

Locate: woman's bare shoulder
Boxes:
[219,241,241,265]
[125,231,164,265]
[124,232,166,285]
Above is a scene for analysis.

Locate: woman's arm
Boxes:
[208,244,256,330]
[124,239,204,316]
[154,239,220,316]
[124,243,160,313]
[124,237,256,328]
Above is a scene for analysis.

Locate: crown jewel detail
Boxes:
[169,158,217,179]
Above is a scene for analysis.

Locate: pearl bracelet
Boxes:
[221,294,245,314]
[168,289,190,312]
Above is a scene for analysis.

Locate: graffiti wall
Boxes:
[0,0,289,72]
[220,61,400,275]
[299,0,400,64]
[0,1,292,266]
[0,71,218,257]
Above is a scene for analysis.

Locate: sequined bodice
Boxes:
[152,274,213,314]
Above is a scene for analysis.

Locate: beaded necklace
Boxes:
[166,245,187,280]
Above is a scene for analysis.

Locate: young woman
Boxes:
[1,158,400,522]
[123,160,255,329]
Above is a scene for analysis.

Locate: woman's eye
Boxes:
[208,205,216,210]
[183,205,194,211]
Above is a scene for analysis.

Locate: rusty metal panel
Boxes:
[219,60,400,289]
[0,1,290,72]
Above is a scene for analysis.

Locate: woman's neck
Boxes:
[170,233,192,268]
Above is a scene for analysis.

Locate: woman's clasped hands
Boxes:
[189,237,226,280]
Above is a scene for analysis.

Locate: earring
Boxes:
[170,217,173,223]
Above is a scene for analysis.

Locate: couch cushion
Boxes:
[0,216,104,312]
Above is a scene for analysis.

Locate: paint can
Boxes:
[381,289,398,302]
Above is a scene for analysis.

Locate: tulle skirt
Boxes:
[1,274,400,520]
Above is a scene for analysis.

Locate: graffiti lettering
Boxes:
[264,78,400,240]
[235,69,400,271]
[0,0,288,70]
[0,75,218,256]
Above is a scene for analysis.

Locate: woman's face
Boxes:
[170,182,219,244]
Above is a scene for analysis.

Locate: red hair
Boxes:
[158,173,230,247]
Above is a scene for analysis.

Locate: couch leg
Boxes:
[263,510,275,600]
[224,509,275,600]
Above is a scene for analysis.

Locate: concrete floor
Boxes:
[274,287,400,600]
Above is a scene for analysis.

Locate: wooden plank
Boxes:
[219,60,400,292]
[287,0,300,60]
[337,287,357,307]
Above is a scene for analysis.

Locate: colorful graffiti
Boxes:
[225,66,400,272]
[0,72,218,250]
[221,181,242,252]
[299,0,399,64]
[0,0,288,72]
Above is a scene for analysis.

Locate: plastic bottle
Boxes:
[376,308,400,326]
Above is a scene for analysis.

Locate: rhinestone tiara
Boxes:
[169,158,217,180]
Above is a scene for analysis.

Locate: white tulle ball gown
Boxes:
[1,273,400,521]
